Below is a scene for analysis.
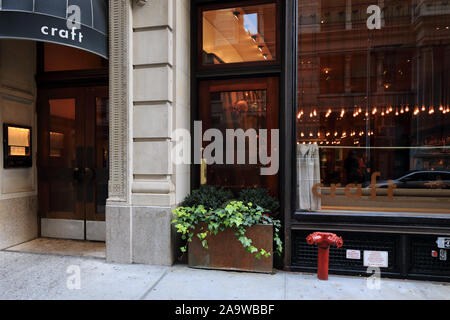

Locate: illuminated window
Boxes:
[3,124,32,168]
[201,2,278,65]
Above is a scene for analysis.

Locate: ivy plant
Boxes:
[171,201,283,259]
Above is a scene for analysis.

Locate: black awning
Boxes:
[0,0,108,59]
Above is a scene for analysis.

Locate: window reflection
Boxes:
[206,90,268,193]
[297,0,450,213]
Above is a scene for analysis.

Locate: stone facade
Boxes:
[107,0,191,265]
[0,40,38,250]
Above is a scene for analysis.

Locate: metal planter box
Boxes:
[188,224,274,273]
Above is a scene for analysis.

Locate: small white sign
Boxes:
[440,249,447,261]
[436,237,450,249]
[346,249,361,260]
[364,251,388,268]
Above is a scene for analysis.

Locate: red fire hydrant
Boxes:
[306,232,343,280]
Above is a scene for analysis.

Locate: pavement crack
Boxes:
[139,268,170,300]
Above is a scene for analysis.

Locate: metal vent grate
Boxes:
[410,236,450,275]
[292,230,398,272]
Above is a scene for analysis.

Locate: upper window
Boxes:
[200,1,278,66]
[296,0,450,215]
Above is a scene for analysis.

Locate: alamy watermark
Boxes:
[172,121,279,176]
[66,265,81,290]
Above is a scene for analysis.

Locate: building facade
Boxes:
[0,0,449,281]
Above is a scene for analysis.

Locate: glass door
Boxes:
[38,86,109,240]
[198,77,279,196]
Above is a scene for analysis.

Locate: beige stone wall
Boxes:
[131,0,190,207]
[0,40,38,249]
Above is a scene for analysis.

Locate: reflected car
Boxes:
[367,171,450,189]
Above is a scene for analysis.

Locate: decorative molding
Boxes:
[108,0,131,203]
[134,0,148,6]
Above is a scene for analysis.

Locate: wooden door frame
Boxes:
[191,0,295,270]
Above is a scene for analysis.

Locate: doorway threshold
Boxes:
[4,238,106,259]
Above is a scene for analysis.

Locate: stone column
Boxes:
[106,0,133,264]
[107,0,190,266]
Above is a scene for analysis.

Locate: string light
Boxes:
[429,106,435,115]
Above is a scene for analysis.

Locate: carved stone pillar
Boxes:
[106,0,133,264]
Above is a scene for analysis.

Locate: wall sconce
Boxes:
[3,124,32,168]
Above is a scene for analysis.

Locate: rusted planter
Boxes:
[188,223,274,273]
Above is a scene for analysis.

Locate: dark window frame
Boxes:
[197,0,282,70]
[292,1,450,230]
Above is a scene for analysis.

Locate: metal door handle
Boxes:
[73,167,84,181]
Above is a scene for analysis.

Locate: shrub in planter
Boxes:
[172,201,283,260]
[181,185,233,209]
[238,188,280,217]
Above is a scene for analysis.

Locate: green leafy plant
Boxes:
[238,188,280,216]
[181,185,233,209]
[172,201,283,259]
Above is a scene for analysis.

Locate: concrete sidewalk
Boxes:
[0,251,449,300]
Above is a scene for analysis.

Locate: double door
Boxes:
[38,86,109,241]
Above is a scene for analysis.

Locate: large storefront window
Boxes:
[297,0,450,214]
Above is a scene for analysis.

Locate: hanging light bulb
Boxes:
[439,105,444,111]
[301,132,305,137]
[395,108,399,116]
[421,105,426,112]
[414,107,420,115]
[313,109,317,117]
[389,106,393,112]
[372,107,377,115]
[400,107,404,114]
[405,105,410,112]
[429,106,435,115]
[340,108,345,118]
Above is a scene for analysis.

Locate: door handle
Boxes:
[85,168,95,181]
[73,167,85,182]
